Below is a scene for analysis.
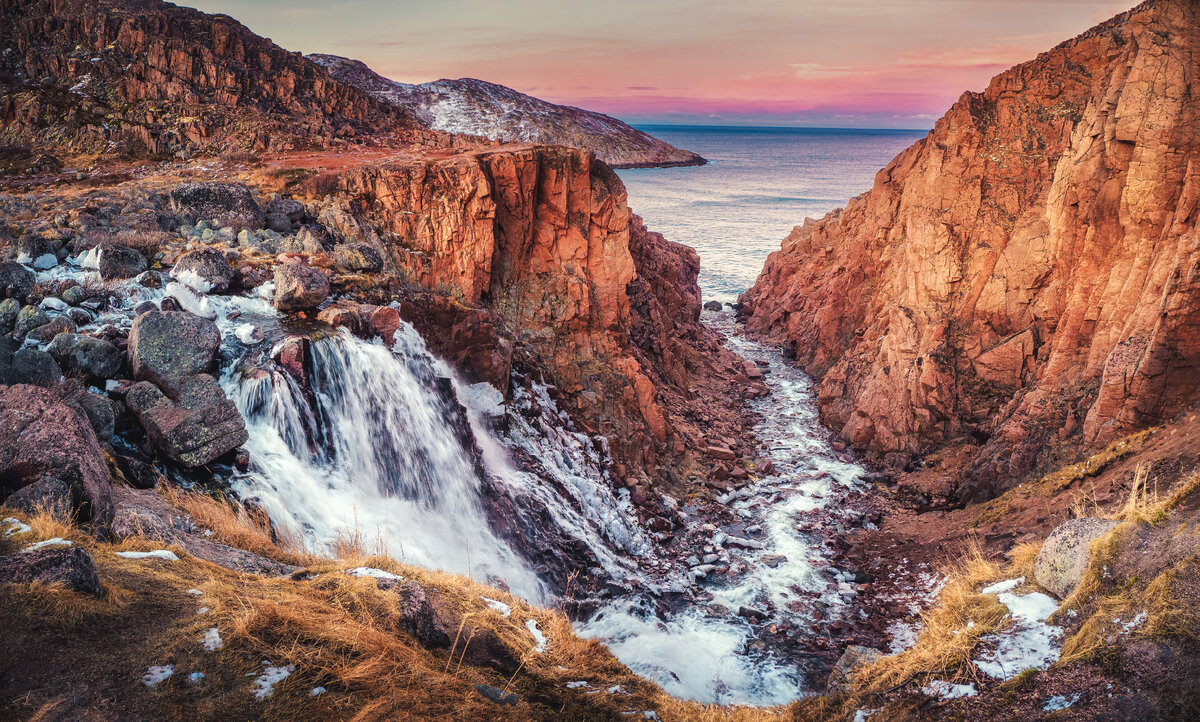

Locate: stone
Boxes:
[274,261,329,311]
[475,684,519,707]
[7,349,61,387]
[61,285,90,306]
[25,316,76,344]
[334,243,384,272]
[1035,517,1122,599]
[127,311,221,388]
[113,454,157,490]
[0,262,35,302]
[169,182,265,230]
[0,298,18,333]
[125,375,249,468]
[97,244,148,280]
[0,546,104,597]
[392,580,453,649]
[171,247,236,293]
[265,197,305,223]
[827,645,884,693]
[703,300,723,311]
[4,475,76,520]
[66,390,117,445]
[13,305,48,339]
[0,384,113,524]
[46,333,123,380]
[279,226,326,255]
[265,212,292,234]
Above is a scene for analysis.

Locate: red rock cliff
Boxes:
[741,0,1200,501]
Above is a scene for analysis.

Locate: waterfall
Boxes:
[223,327,550,602]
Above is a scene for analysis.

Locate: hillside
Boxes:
[309,54,706,169]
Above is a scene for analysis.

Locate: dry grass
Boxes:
[1036,428,1155,497]
[113,228,174,258]
[159,486,315,567]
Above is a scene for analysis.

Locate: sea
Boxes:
[616,125,927,304]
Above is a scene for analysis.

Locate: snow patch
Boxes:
[1043,693,1081,711]
[23,538,72,552]
[974,591,1062,680]
[2,518,31,536]
[203,627,224,651]
[526,618,548,653]
[566,681,589,689]
[173,268,214,293]
[481,596,511,616]
[143,665,174,688]
[117,550,180,561]
[921,680,977,700]
[253,664,294,700]
[981,577,1024,595]
[165,281,216,319]
[346,567,403,581]
[310,686,326,696]
[75,246,102,269]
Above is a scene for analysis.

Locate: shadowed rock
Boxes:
[0,263,35,302]
[46,333,123,380]
[97,244,147,280]
[1035,517,1121,599]
[0,546,103,597]
[125,375,248,468]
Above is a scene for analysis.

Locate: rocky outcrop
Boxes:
[0,0,429,156]
[125,375,248,468]
[741,0,1200,500]
[310,54,705,169]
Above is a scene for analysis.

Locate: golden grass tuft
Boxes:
[159,486,315,566]
[1036,428,1155,497]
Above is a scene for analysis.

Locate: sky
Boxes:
[184,0,1138,129]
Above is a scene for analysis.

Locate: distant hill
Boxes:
[309,54,705,169]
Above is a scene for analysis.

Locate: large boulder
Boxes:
[334,243,384,273]
[127,311,221,388]
[274,261,329,311]
[0,262,35,302]
[171,247,235,293]
[125,375,248,468]
[1035,517,1122,598]
[13,305,48,339]
[0,546,104,597]
[0,385,114,525]
[0,298,19,333]
[66,390,118,445]
[97,244,148,280]
[46,333,123,380]
[7,348,62,388]
[25,316,76,344]
[265,197,305,223]
[169,182,264,230]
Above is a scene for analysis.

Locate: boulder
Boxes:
[171,247,236,293]
[265,197,305,223]
[97,244,148,280]
[13,305,48,339]
[0,262,35,302]
[7,348,62,388]
[1034,517,1122,598]
[66,390,117,445]
[169,182,265,230]
[113,454,157,490]
[703,300,723,312]
[475,684,519,707]
[0,385,113,525]
[125,375,248,468]
[279,226,326,255]
[61,285,90,306]
[265,213,293,234]
[25,316,76,344]
[334,243,384,273]
[4,476,76,519]
[392,580,452,649]
[0,298,19,333]
[274,262,329,311]
[369,306,401,342]
[127,311,221,388]
[46,333,123,380]
[0,546,104,597]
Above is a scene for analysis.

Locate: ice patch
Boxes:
[310,686,326,696]
[197,607,210,615]
[117,550,180,561]
[75,246,102,269]
[1119,611,1147,632]
[188,672,206,685]
[346,567,403,581]
[253,664,294,700]
[2,518,31,536]
[886,619,920,653]
[165,281,216,319]
[32,254,58,270]
[481,597,511,616]
[40,296,70,312]
[566,681,589,689]
[1043,693,1081,711]
[921,680,977,700]
[526,618,548,653]
[203,627,224,651]
[254,280,275,300]
[187,589,204,596]
[235,322,262,345]
[997,591,1058,623]
[143,665,174,688]
[981,577,1024,595]
[974,591,1062,680]
[23,538,72,552]
[173,268,214,293]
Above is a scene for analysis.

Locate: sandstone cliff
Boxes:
[310,54,706,169]
[741,0,1200,501]
[0,0,433,156]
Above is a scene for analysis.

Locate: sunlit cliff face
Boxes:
[187,0,1133,127]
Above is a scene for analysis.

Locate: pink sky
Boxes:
[186,0,1137,128]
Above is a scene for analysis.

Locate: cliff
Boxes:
[0,0,435,156]
[741,0,1200,501]
[310,54,706,169]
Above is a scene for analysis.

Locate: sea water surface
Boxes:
[617,125,925,303]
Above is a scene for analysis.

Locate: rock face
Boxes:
[0,0,426,156]
[741,0,1200,500]
[1035,517,1122,598]
[0,385,113,525]
[310,54,705,169]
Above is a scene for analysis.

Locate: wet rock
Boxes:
[61,285,90,306]
[46,333,123,380]
[369,306,401,343]
[827,645,884,693]
[274,337,308,385]
[0,298,18,333]
[66,390,117,445]
[7,349,62,387]
[25,316,76,344]
[13,305,48,339]
[317,306,362,334]
[0,262,35,302]
[169,182,265,230]
[274,261,329,311]
[334,243,384,273]
[125,375,249,468]
[703,300,723,312]
[0,384,113,524]
[1035,517,1121,598]
[128,311,221,388]
[171,247,235,293]
[97,244,148,280]
[475,684,519,707]
[0,546,103,597]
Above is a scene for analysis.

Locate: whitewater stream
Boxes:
[31,251,869,706]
